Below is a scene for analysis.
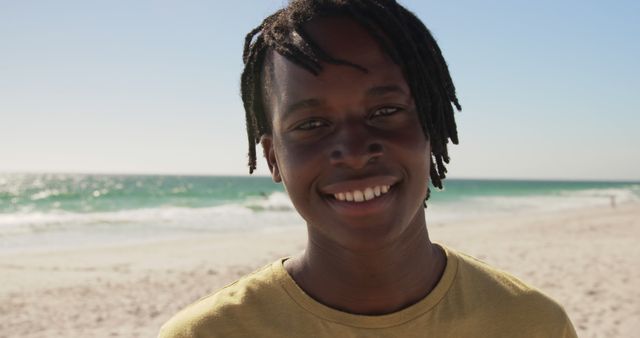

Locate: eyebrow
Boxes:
[281,85,407,119]
[365,85,407,98]
[282,98,323,120]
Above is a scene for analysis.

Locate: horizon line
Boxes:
[1,170,638,184]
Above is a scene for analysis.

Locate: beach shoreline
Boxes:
[1,203,638,338]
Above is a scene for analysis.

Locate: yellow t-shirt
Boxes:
[159,246,577,337]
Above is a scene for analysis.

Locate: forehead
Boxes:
[302,16,391,65]
[267,16,408,111]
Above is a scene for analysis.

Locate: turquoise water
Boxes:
[0,174,283,214]
[2,173,638,214]
[1,173,638,252]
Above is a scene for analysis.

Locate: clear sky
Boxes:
[1,0,638,181]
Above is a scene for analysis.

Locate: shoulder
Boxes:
[452,249,540,295]
[445,248,577,337]
[158,260,287,338]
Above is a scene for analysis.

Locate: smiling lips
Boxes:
[333,185,391,202]
[321,175,398,204]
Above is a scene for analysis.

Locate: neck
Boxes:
[285,217,446,315]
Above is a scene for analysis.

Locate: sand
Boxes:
[1,203,638,338]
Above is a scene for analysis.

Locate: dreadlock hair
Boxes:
[240,0,461,194]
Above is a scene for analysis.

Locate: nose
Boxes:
[329,123,383,169]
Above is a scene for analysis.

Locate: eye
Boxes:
[295,119,327,131]
[371,107,401,118]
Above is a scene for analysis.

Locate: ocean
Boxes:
[1,173,638,253]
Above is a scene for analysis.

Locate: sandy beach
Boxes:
[1,203,638,338]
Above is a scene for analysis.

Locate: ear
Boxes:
[260,135,281,183]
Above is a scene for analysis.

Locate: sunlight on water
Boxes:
[0,173,638,252]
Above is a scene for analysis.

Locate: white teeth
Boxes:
[364,188,374,201]
[353,190,364,202]
[333,185,393,203]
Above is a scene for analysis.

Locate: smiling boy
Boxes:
[159,1,577,337]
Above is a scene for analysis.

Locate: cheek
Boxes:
[272,137,327,223]
[384,121,429,152]
[385,126,431,182]
[273,135,324,192]
[391,128,427,150]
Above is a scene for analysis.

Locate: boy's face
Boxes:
[261,17,431,249]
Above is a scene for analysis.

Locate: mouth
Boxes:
[331,184,392,203]
[319,176,399,216]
